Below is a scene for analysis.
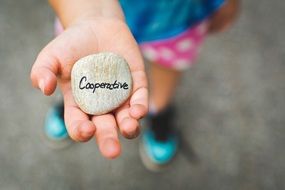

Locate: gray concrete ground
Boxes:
[0,0,284,189]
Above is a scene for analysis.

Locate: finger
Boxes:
[118,44,148,119]
[115,103,140,139]
[129,86,148,120]
[95,24,149,119]
[30,50,59,96]
[92,114,121,159]
[61,83,96,142]
[129,71,149,119]
[114,52,148,131]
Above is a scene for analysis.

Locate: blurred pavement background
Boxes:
[0,0,284,189]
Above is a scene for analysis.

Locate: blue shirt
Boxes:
[119,0,225,43]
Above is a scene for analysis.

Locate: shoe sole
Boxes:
[139,140,170,172]
[41,130,73,150]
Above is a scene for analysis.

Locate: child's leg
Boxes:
[139,21,208,170]
[142,21,208,112]
[149,62,181,112]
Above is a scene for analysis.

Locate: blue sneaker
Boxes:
[140,106,178,171]
[43,103,72,149]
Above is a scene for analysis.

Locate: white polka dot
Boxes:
[176,39,193,52]
[174,59,190,70]
[159,47,175,60]
[142,47,158,60]
[196,22,207,35]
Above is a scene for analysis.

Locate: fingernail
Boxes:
[104,138,115,148]
[124,127,140,139]
[131,127,140,138]
[39,79,45,93]
[80,122,95,139]
[81,131,94,139]
[103,138,119,158]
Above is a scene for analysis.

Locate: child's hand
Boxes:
[208,0,240,33]
[30,18,148,159]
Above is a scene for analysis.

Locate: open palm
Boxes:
[31,18,148,159]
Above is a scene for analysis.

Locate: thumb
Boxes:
[30,48,59,96]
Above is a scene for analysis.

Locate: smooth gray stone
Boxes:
[71,52,132,115]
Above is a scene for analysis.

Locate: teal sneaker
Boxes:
[140,106,178,171]
[43,103,72,149]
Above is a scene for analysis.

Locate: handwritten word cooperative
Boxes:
[79,76,129,93]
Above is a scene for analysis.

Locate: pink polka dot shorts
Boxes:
[140,21,208,71]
